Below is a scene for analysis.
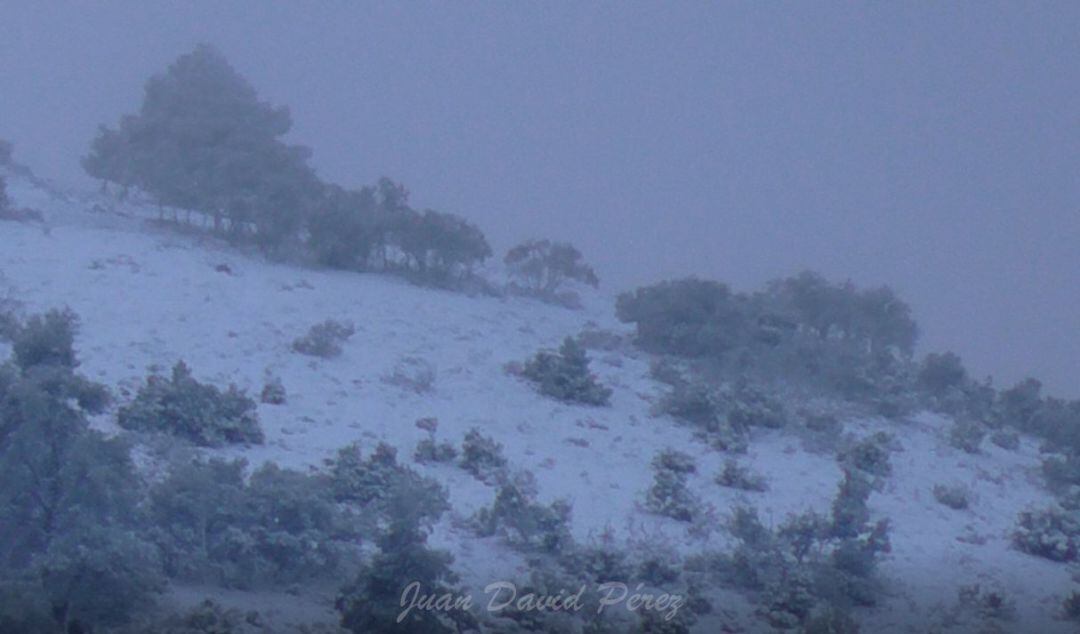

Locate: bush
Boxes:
[326,442,449,525]
[413,438,458,464]
[657,380,722,431]
[118,361,263,446]
[716,461,768,492]
[1062,590,1080,622]
[149,458,362,588]
[292,319,355,358]
[260,375,287,404]
[727,384,788,430]
[918,352,967,396]
[990,429,1020,451]
[459,428,508,483]
[932,484,971,510]
[522,336,612,406]
[838,435,892,480]
[1043,454,1080,493]
[11,307,79,369]
[645,451,700,522]
[473,474,573,553]
[1013,506,1080,562]
[949,418,986,454]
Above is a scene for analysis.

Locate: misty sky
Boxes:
[1,2,1077,397]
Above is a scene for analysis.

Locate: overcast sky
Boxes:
[1,2,1077,397]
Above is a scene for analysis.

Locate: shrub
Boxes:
[149,458,362,588]
[955,583,1016,622]
[918,352,967,396]
[1062,590,1080,622]
[459,428,508,483]
[1013,507,1080,562]
[949,418,986,454]
[413,438,458,464]
[652,448,697,475]
[838,435,892,480]
[11,307,79,369]
[382,356,436,394]
[830,470,874,539]
[990,429,1020,451]
[326,442,449,525]
[1043,454,1080,494]
[657,380,722,431]
[473,474,573,553]
[522,336,612,406]
[397,208,492,284]
[716,461,768,492]
[118,361,263,446]
[292,319,355,358]
[727,384,788,430]
[645,451,700,522]
[260,375,287,404]
[932,484,971,510]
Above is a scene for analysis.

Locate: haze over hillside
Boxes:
[1,3,1078,397]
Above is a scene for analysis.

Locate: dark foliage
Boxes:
[522,336,612,406]
[148,457,362,588]
[118,361,263,446]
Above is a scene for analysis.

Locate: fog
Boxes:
[2,2,1077,396]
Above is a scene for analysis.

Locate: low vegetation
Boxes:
[118,360,263,446]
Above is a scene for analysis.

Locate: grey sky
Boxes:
[1,2,1077,396]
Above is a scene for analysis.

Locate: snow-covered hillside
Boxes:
[0,172,1074,632]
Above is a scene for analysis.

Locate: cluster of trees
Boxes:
[617,271,918,402]
[84,45,491,286]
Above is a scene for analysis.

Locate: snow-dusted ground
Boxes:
[1,172,1075,632]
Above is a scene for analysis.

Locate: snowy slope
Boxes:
[0,172,1074,632]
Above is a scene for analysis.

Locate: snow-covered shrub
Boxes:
[382,356,436,394]
[657,380,722,430]
[716,460,769,492]
[838,435,892,480]
[413,438,458,464]
[292,319,355,358]
[652,448,697,475]
[118,361,263,446]
[10,307,79,369]
[521,336,612,406]
[645,451,700,522]
[728,383,788,430]
[830,469,874,539]
[933,483,971,510]
[1043,454,1080,494]
[260,374,286,404]
[1062,590,1080,622]
[149,458,363,589]
[955,583,1017,622]
[949,418,986,454]
[459,428,508,483]
[473,474,573,553]
[1013,506,1080,562]
[990,428,1020,451]
[326,442,449,524]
